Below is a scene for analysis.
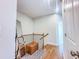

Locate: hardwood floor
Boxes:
[42,44,62,59]
[18,44,62,59]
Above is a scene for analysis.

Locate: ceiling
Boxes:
[17,0,57,18]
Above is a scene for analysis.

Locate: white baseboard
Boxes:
[44,42,59,46]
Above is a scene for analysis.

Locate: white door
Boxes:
[63,0,79,59]
[73,0,79,46]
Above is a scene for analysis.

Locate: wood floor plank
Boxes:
[42,44,62,59]
[19,44,62,59]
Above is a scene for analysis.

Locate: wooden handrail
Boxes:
[15,33,48,58]
[40,33,48,40]
[16,33,45,39]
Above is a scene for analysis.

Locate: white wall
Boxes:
[34,14,58,45]
[17,12,33,35]
[17,12,62,46]
[0,0,16,59]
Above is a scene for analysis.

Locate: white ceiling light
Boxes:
[55,0,61,14]
[56,6,59,13]
[49,0,56,9]
[43,0,56,10]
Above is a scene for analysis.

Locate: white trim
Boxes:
[46,42,59,46]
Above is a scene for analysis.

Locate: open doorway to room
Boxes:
[15,0,63,59]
